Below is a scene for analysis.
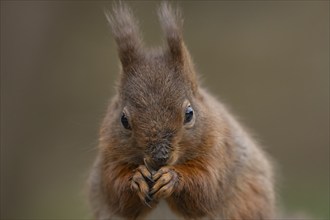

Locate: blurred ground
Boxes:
[1,1,329,219]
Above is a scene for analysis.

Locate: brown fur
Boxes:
[89,2,275,219]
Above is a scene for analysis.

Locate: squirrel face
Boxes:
[118,57,198,170]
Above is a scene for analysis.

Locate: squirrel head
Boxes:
[102,2,210,170]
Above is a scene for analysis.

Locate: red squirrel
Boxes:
[88,2,275,219]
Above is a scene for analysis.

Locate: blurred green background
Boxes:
[1,1,329,219]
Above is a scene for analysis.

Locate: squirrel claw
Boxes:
[143,193,153,208]
[145,175,154,183]
[144,200,152,208]
[146,193,153,202]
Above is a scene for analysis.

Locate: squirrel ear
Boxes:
[158,2,185,63]
[158,2,199,93]
[105,2,143,68]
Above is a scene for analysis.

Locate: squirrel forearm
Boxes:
[167,159,221,218]
[102,164,151,219]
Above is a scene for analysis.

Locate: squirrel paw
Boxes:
[131,165,154,207]
[150,166,179,199]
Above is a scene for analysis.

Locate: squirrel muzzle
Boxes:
[146,142,171,171]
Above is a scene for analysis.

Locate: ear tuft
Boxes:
[158,2,199,94]
[105,2,143,66]
[158,2,184,59]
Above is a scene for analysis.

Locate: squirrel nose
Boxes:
[147,140,171,169]
[153,153,169,167]
[150,145,169,167]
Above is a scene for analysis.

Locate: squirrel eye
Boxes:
[121,112,131,129]
[184,105,194,124]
